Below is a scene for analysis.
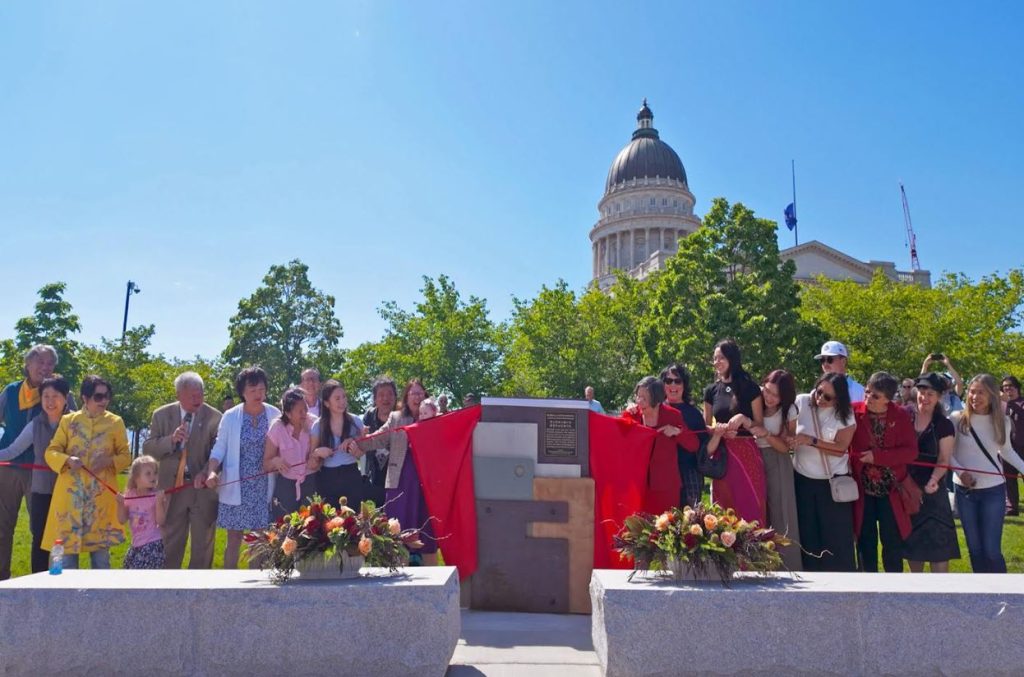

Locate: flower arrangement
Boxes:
[245,494,422,583]
[612,502,791,582]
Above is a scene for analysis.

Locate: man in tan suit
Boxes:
[143,371,222,568]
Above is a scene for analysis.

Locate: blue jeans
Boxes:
[955,484,1007,573]
[63,549,111,570]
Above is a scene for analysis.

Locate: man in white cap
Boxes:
[815,341,865,403]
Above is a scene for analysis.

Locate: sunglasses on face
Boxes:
[813,388,834,403]
[818,356,840,365]
[91,391,110,402]
[662,377,684,385]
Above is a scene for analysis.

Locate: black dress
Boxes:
[902,411,961,562]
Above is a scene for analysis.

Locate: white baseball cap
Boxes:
[815,341,849,360]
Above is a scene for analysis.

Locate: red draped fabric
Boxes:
[406,405,481,580]
[588,411,656,569]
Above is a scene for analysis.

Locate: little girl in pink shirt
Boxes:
[116,455,168,569]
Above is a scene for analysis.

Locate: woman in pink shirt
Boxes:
[264,387,328,519]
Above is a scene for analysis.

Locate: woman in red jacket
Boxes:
[623,376,700,514]
[851,372,919,572]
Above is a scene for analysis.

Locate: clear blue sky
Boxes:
[2,2,1021,361]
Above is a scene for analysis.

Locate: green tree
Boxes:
[223,260,344,397]
[639,198,826,390]
[80,325,178,453]
[0,339,22,386]
[502,275,649,409]
[341,275,504,405]
[14,282,83,386]
[800,268,1024,381]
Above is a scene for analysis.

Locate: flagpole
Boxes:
[791,159,798,247]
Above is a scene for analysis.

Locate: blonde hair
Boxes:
[959,374,1007,446]
[128,455,159,492]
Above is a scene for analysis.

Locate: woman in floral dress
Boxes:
[43,375,130,569]
[205,367,280,568]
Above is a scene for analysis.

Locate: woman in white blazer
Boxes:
[205,367,280,569]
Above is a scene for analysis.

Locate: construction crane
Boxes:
[899,182,921,272]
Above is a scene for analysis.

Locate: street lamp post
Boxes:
[122,280,141,339]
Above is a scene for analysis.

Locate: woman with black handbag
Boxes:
[789,373,858,571]
[660,363,707,510]
[951,374,1024,573]
[702,339,767,525]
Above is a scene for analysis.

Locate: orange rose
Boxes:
[689,524,703,536]
[326,517,345,531]
[703,514,718,531]
[358,536,372,556]
[281,537,297,556]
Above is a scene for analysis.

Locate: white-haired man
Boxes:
[0,345,59,580]
[142,371,222,568]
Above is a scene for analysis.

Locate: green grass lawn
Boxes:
[7,478,1024,577]
[9,472,228,575]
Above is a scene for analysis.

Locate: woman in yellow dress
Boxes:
[43,375,130,569]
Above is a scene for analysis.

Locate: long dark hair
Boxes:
[762,369,797,429]
[714,338,756,415]
[815,372,852,423]
[318,379,354,448]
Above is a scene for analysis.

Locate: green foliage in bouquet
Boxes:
[245,494,423,583]
[613,502,791,582]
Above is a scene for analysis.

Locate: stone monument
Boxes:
[468,397,595,614]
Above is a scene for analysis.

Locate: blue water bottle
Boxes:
[49,539,64,575]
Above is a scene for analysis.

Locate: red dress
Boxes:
[623,404,698,514]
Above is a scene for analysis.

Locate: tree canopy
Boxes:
[222,260,343,397]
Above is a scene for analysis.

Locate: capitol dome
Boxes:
[604,100,688,194]
[590,99,701,291]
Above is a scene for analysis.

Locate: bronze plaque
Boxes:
[544,412,578,458]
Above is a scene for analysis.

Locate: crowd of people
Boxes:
[0,338,1022,579]
[618,339,1024,574]
[0,346,450,576]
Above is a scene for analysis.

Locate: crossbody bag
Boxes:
[813,407,859,503]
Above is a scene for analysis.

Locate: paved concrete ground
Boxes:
[448,610,601,676]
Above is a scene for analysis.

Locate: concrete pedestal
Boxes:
[591,569,1024,676]
[0,567,460,676]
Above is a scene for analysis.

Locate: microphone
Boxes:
[175,412,194,453]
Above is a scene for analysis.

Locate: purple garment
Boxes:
[385,445,437,554]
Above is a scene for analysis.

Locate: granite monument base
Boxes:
[591,569,1024,676]
[0,567,460,676]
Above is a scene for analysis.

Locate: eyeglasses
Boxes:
[813,388,834,403]
[91,391,110,402]
[662,377,684,385]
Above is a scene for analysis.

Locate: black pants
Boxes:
[319,464,384,510]
[857,493,904,572]
[29,492,52,574]
[794,472,856,572]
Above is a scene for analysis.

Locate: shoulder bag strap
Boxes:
[968,425,1004,473]
[811,407,833,479]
